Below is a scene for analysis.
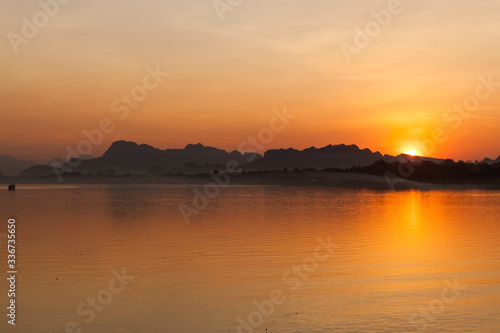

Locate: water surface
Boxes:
[1,185,499,332]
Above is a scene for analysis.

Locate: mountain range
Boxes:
[1,140,498,178]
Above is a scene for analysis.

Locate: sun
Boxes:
[403,148,420,156]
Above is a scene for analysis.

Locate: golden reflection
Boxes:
[386,191,430,254]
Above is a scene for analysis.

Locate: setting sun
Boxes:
[403,148,421,156]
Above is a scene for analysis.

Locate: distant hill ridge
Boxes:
[2,140,497,177]
[245,144,383,170]
[18,141,261,177]
[479,155,500,165]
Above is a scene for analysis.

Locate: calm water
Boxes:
[1,185,500,332]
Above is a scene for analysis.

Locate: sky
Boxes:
[1,0,500,163]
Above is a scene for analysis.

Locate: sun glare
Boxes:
[403,148,420,156]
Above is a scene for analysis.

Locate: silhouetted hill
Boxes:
[45,155,92,168]
[244,144,387,170]
[57,141,262,176]
[19,165,55,177]
[385,154,445,165]
[0,155,37,176]
[480,155,500,165]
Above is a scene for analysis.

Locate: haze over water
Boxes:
[1,185,500,332]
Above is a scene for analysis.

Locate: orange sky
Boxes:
[1,0,500,163]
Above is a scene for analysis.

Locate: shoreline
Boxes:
[2,171,500,190]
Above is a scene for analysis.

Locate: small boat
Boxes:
[8,184,15,191]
